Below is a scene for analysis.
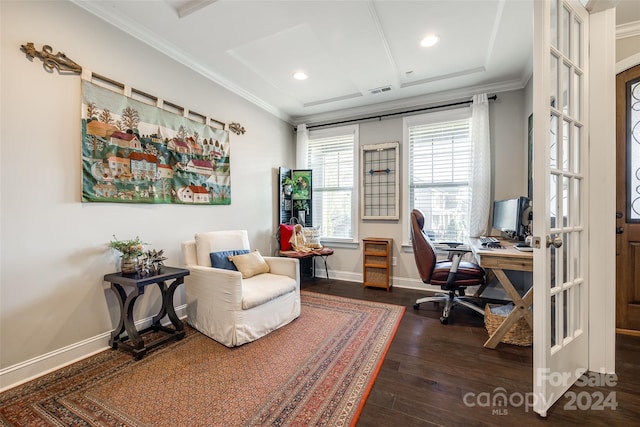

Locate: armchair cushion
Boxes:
[209,249,250,271]
[242,273,297,310]
[229,250,270,279]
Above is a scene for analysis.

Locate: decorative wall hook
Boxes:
[229,122,246,135]
[20,42,82,74]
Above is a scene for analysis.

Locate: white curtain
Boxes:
[296,124,309,169]
[469,94,491,237]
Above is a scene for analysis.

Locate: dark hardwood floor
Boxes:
[302,278,640,426]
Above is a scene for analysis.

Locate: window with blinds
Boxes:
[407,110,472,241]
[307,125,357,240]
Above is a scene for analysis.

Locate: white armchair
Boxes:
[181,230,300,347]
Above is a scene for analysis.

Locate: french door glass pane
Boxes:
[550,229,558,289]
[575,280,582,331]
[561,5,570,57]
[573,18,582,67]
[573,124,581,173]
[551,0,558,48]
[551,54,559,109]
[562,231,569,283]
[550,173,558,228]
[551,293,558,347]
[562,119,570,171]
[563,176,570,227]
[572,231,582,280]
[573,178,582,226]
[562,289,569,339]
[550,115,558,169]
[562,62,570,115]
[573,70,581,120]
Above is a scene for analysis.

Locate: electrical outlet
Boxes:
[392,257,397,266]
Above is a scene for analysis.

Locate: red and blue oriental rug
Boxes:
[0,291,404,426]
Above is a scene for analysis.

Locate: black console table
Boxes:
[104,266,190,359]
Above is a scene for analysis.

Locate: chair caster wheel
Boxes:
[440,316,448,324]
[413,303,420,310]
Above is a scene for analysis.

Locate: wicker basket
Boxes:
[484,304,533,346]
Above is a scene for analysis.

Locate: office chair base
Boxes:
[413,291,484,324]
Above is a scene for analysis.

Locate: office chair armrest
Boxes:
[440,247,471,261]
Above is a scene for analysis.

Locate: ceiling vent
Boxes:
[369,85,392,95]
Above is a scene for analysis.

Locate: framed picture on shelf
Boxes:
[291,170,312,200]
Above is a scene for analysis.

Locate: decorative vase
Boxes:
[298,210,306,225]
[120,255,139,274]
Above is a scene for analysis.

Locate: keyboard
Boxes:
[479,236,499,244]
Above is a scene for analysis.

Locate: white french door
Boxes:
[532,0,589,417]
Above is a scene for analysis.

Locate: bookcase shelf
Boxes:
[362,237,392,291]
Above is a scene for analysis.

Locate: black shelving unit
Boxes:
[278,167,312,227]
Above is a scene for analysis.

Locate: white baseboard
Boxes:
[320,268,443,293]
[0,304,187,392]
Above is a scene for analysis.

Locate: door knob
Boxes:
[546,235,563,248]
[616,227,624,234]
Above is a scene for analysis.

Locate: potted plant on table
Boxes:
[109,235,146,274]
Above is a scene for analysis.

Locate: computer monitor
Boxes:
[492,197,530,240]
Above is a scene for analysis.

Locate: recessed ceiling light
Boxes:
[420,34,440,47]
[293,71,308,80]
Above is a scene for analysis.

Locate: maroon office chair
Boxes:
[410,209,485,324]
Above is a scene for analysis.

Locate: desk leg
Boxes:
[484,269,533,349]
[473,270,495,298]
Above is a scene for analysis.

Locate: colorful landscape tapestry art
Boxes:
[81,80,231,204]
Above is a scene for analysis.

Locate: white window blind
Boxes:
[409,114,472,241]
[308,126,356,240]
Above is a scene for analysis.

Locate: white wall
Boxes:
[0,0,294,387]
[323,89,530,288]
[616,34,640,63]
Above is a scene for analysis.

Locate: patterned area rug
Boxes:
[0,291,404,426]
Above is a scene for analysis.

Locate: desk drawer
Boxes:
[481,257,532,272]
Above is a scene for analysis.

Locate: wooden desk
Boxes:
[469,238,533,349]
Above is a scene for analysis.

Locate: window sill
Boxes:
[320,239,359,249]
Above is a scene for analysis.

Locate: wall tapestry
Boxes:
[81,80,231,204]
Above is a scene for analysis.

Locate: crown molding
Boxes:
[617,20,640,39]
[70,0,292,124]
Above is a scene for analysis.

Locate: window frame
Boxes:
[307,124,359,247]
[401,108,473,247]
